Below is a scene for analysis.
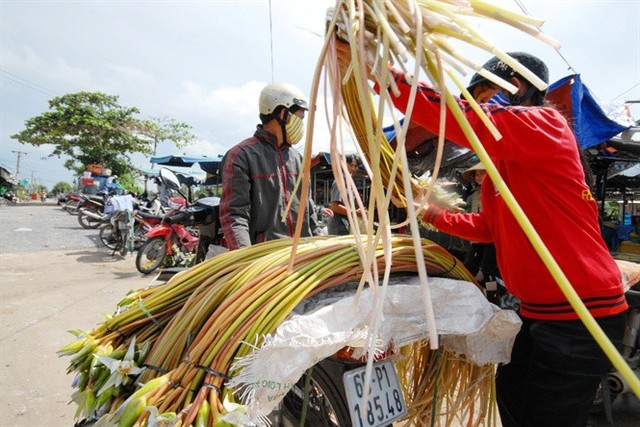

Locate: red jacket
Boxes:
[383,70,627,320]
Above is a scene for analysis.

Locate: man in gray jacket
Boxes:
[219,82,323,250]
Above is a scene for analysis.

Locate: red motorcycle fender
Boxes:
[145,224,172,239]
[174,225,199,251]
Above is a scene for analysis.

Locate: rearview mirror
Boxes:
[159,168,181,191]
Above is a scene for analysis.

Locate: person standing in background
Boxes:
[328,154,361,235]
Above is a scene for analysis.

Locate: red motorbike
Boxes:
[135,169,224,275]
[135,208,200,274]
[61,193,82,215]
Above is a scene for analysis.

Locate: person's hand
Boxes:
[412,191,430,216]
[322,207,334,218]
[391,190,429,216]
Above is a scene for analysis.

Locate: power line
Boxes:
[1,74,53,97]
[612,82,640,102]
[512,0,577,75]
[268,0,275,82]
[0,69,58,97]
[1,69,56,94]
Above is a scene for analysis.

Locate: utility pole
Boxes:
[11,150,27,181]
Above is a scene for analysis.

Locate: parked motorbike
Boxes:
[97,194,139,256]
[99,209,163,251]
[135,169,223,275]
[135,212,199,274]
[1,191,18,205]
[57,193,69,205]
[62,193,81,215]
[77,194,108,229]
[109,210,135,256]
[276,348,403,427]
[98,194,166,250]
[592,285,640,418]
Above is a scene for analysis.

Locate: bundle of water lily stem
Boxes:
[61,235,487,426]
[60,0,639,426]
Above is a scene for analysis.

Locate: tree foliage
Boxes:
[51,181,73,195]
[139,116,195,155]
[11,92,195,177]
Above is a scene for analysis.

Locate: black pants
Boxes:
[496,311,627,427]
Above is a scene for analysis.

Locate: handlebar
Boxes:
[163,211,190,225]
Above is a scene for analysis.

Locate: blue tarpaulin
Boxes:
[546,74,629,149]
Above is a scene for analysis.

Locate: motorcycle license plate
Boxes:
[343,360,407,427]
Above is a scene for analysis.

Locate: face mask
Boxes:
[285,113,304,145]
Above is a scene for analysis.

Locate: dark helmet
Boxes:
[468,52,549,105]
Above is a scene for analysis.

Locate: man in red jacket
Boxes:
[338,44,628,427]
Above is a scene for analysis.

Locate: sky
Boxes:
[1,0,639,189]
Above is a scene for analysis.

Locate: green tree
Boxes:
[194,185,221,198]
[51,181,73,195]
[11,92,194,177]
[603,201,620,222]
[140,116,196,159]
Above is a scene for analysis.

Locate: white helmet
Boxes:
[259,82,309,116]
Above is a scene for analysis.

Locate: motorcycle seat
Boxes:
[136,211,164,221]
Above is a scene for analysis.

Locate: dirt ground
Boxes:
[0,247,152,427]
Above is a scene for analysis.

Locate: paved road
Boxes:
[0,204,152,427]
[0,204,637,426]
[0,203,101,253]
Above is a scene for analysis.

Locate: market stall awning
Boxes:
[150,155,223,185]
[137,167,160,177]
[150,155,221,167]
[1,165,14,184]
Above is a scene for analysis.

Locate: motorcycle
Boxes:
[1,191,18,205]
[135,168,223,275]
[62,193,82,215]
[276,349,401,427]
[235,274,505,427]
[99,209,163,252]
[77,194,108,229]
[98,194,168,251]
[97,194,138,256]
[591,283,640,419]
